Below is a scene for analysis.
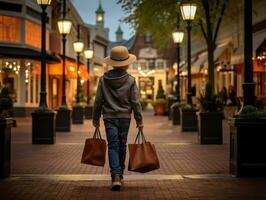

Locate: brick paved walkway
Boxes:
[1,109,266,199]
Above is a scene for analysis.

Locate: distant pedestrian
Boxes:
[228,85,237,106]
[92,46,143,191]
[220,86,228,105]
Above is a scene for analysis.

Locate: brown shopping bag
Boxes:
[81,127,106,166]
[128,130,160,173]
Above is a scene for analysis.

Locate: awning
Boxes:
[191,51,207,74]
[231,30,266,65]
[180,56,197,73]
[213,43,229,61]
[0,46,60,64]
[49,58,90,80]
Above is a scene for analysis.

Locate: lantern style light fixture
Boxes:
[57,18,72,35]
[179,2,197,105]
[73,41,84,53]
[84,49,94,60]
[84,47,94,116]
[172,30,184,44]
[36,0,52,6]
[57,0,72,108]
[36,0,53,109]
[180,3,197,21]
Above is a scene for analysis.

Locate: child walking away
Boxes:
[92,46,143,191]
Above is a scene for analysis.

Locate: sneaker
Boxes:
[111,175,121,191]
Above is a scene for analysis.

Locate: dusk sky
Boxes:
[72,0,134,41]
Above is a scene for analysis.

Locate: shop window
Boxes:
[0,16,20,43]
[148,60,155,70]
[156,61,165,70]
[140,61,147,70]
[0,61,20,103]
[25,20,49,49]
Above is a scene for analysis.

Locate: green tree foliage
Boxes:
[118,0,228,91]
[156,80,166,99]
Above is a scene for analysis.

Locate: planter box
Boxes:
[172,107,180,125]
[0,118,13,178]
[229,117,266,177]
[72,106,84,124]
[181,108,198,132]
[199,112,223,144]
[56,109,71,132]
[153,105,165,116]
[84,105,93,119]
[32,111,56,144]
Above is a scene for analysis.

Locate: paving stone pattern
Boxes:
[0,109,265,199]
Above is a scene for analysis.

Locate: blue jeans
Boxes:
[104,118,131,178]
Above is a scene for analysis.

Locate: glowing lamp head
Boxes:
[172,31,184,44]
[73,41,84,53]
[57,18,72,35]
[36,0,52,6]
[180,3,197,21]
[84,49,94,59]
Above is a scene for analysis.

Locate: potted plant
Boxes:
[32,106,56,144]
[0,88,13,178]
[198,81,224,144]
[229,105,266,177]
[171,102,184,125]
[152,98,167,115]
[56,105,72,132]
[72,88,85,124]
[72,103,84,124]
[180,103,198,132]
[152,80,167,115]
[84,100,93,119]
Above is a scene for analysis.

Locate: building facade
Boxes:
[108,28,176,101]
[177,0,266,105]
[0,0,109,116]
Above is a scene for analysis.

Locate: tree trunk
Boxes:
[207,40,215,91]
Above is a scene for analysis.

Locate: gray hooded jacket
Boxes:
[92,69,143,125]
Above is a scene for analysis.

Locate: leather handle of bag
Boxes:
[93,127,102,139]
[134,130,146,144]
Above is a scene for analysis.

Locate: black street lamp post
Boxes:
[55,0,72,132]
[84,46,94,119]
[57,0,72,106]
[32,0,55,144]
[73,25,84,104]
[172,15,184,103]
[179,2,198,132]
[72,25,84,124]
[243,0,255,106]
[228,0,266,177]
[180,3,197,105]
[172,14,184,125]
[39,3,49,108]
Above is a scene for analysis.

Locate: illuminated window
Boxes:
[25,20,49,49]
[0,16,20,42]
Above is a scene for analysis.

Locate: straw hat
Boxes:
[104,46,136,67]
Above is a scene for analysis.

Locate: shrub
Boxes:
[152,98,167,106]
[0,87,13,118]
[239,105,266,119]
[198,81,224,112]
